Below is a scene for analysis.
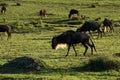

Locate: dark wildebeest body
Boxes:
[103,18,114,33]
[0,25,11,40]
[68,9,79,19]
[52,30,97,56]
[39,9,47,17]
[76,21,102,38]
[1,6,6,14]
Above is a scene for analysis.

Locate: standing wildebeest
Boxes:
[0,25,11,40]
[68,9,79,19]
[51,30,97,56]
[76,21,102,38]
[103,18,114,33]
[1,6,6,14]
[39,9,47,17]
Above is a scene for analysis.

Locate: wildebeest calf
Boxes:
[76,21,102,38]
[103,18,114,33]
[0,25,11,40]
[1,6,6,14]
[68,9,79,19]
[51,30,97,56]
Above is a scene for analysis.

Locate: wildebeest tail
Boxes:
[89,37,97,52]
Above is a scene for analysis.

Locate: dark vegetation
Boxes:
[79,57,120,71]
[0,56,48,73]
[74,56,120,72]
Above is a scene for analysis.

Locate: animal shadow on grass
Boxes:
[31,37,51,40]
[49,19,82,25]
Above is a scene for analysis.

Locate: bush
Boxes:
[0,56,48,73]
[83,56,120,71]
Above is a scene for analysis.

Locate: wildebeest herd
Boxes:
[51,9,114,56]
[0,5,114,56]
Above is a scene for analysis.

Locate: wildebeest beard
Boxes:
[51,36,67,50]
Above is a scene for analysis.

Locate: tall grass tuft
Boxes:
[82,56,120,71]
[0,56,48,73]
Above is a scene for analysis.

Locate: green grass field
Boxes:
[0,0,120,80]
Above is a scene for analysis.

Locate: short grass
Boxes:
[0,0,120,80]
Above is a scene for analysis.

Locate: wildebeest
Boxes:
[51,30,97,56]
[39,9,47,17]
[1,6,6,14]
[0,25,11,40]
[76,21,102,38]
[103,18,114,33]
[16,3,21,6]
[68,9,79,19]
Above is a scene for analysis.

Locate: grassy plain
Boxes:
[0,0,120,80]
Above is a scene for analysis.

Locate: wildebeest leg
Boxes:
[88,38,97,55]
[0,33,2,39]
[68,14,71,19]
[82,43,88,56]
[87,42,94,55]
[89,31,93,38]
[97,29,102,38]
[66,45,71,56]
[109,26,114,33]
[102,26,106,35]
[7,31,11,40]
[77,13,79,18]
[72,44,77,56]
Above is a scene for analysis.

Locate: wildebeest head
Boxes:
[51,36,57,49]
[39,9,46,17]
[1,6,6,14]
[51,36,67,50]
[76,28,82,32]
[68,9,79,19]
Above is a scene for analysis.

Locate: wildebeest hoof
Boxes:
[75,54,77,56]
[65,55,68,57]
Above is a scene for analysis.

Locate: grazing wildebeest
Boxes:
[103,18,114,33]
[1,6,6,14]
[51,30,97,56]
[39,9,47,17]
[68,9,79,19]
[16,3,21,6]
[76,21,102,38]
[0,25,11,40]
